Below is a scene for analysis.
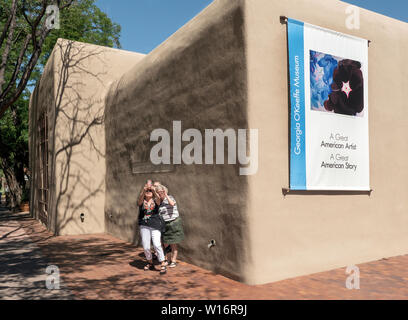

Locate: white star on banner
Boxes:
[341,81,352,98]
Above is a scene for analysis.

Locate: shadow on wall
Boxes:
[32,40,107,235]
[104,3,250,282]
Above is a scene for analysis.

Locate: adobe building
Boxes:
[29,40,145,234]
[29,0,408,285]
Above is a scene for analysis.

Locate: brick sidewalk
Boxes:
[2,210,408,299]
[0,209,72,299]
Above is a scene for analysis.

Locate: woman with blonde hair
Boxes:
[156,184,184,268]
[137,182,167,274]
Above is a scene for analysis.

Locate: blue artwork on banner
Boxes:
[310,50,339,111]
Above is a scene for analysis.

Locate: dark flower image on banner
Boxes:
[310,50,364,117]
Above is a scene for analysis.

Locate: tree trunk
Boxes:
[0,158,22,210]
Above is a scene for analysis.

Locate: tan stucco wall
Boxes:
[30,39,145,235]
[29,51,56,228]
[245,0,408,284]
[104,0,250,281]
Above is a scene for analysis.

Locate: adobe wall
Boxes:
[30,39,145,235]
[104,0,250,281]
[29,51,57,231]
[245,0,408,284]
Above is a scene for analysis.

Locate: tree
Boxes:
[0,90,29,208]
[0,0,121,209]
[0,0,77,118]
[32,0,121,87]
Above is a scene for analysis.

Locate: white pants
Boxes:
[140,225,165,262]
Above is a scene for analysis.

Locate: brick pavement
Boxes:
[1,209,408,299]
[0,208,72,299]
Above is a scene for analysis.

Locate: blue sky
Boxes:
[95,0,408,54]
[95,0,213,53]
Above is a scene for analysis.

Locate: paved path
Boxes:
[0,208,72,299]
[1,208,408,299]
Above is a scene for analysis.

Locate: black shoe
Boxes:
[160,265,167,275]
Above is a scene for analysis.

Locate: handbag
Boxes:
[158,214,166,233]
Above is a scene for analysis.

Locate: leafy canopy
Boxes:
[0,0,121,190]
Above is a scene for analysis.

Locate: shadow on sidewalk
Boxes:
[129,252,165,271]
[0,206,32,222]
[0,211,73,299]
[0,211,268,299]
[13,218,235,299]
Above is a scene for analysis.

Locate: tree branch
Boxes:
[0,20,51,118]
[0,0,17,48]
[0,33,32,101]
[0,0,77,119]
[0,0,18,93]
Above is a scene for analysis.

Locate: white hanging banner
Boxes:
[287,18,370,190]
